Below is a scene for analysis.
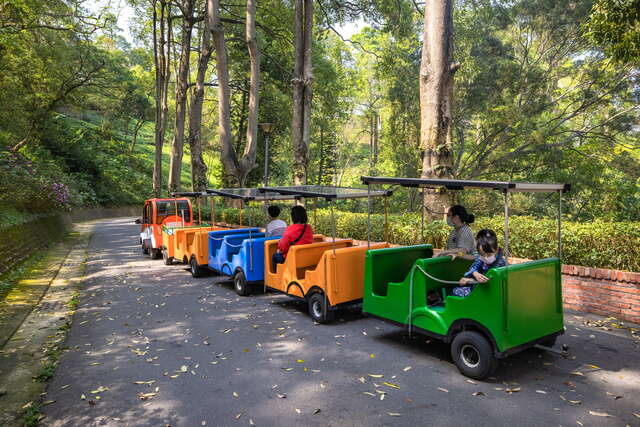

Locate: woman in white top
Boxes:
[265,205,287,237]
[439,205,476,256]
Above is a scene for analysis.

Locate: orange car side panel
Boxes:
[306,242,390,306]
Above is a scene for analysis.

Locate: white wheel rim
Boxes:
[235,277,242,291]
[461,344,480,368]
[312,300,322,318]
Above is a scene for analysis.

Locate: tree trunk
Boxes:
[291,0,305,185]
[420,0,458,219]
[168,0,195,193]
[208,0,260,187]
[131,118,144,152]
[188,9,213,192]
[299,0,313,185]
[240,0,260,185]
[152,0,171,197]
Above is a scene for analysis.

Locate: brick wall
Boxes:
[561,265,640,324]
[0,207,139,276]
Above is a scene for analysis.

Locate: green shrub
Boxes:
[215,207,640,272]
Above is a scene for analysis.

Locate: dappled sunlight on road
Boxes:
[39,218,640,426]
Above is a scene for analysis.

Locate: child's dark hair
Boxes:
[267,205,281,218]
[476,229,498,254]
[450,205,475,224]
[290,205,308,224]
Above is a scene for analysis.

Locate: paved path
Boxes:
[42,218,640,426]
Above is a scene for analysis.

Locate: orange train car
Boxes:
[139,197,193,259]
[259,185,393,323]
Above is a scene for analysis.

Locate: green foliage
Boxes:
[216,207,640,271]
[585,0,640,63]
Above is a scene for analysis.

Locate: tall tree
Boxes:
[168,0,196,193]
[208,0,260,187]
[291,0,313,185]
[188,3,213,192]
[151,0,171,197]
[420,0,458,218]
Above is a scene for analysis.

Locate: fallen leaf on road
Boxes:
[589,411,612,417]
[506,387,520,394]
[473,392,485,396]
[91,386,108,394]
[282,367,293,372]
[249,419,255,425]
[22,402,33,409]
[633,413,640,418]
[438,388,449,393]
[296,359,304,363]
[295,408,301,414]
[569,400,582,405]
[370,354,375,358]
[384,382,400,389]
[233,392,239,398]
[134,380,156,385]
[80,394,86,400]
[570,371,584,376]
[362,392,375,396]
[368,374,383,378]
[564,381,576,388]
[276,393,286,399]
[388,412,402,417]
[41,400,55,406]
[466,379,476,384]
[138,392,157,400]
[234,413,242,420]
[358,377,365,383]
[403,367,412,372]
[536,390,547,394]
[313,409,321,415]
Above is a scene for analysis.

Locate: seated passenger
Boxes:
[272,206,314,269]
[454,229,506,296]
[438,205,476,258]
[265,205,287,237]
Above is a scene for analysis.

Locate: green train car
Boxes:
[360,176,569,379]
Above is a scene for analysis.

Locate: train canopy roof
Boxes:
[360,176,570,193]
[259,185,392,200]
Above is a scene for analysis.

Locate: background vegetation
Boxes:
[0,0,638,228]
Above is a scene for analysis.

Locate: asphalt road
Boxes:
[42,218,640,426]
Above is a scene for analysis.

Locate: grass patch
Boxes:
[21,402,43,427]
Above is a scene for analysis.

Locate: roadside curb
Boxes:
[0,222,93,426]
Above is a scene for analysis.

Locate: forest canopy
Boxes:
[0,0,638,225]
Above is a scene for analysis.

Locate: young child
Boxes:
[265,205,287,237]
[454,229,506,297]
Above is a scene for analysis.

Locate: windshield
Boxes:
[155,200,191,224]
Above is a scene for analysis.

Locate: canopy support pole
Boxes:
[248,201,253,271]
[367,183,371,249]
[503,190,510,262]
[420,188,425,243]
[239,200,244,226]
[313,198,317,230]
[384,196,389,242]
[557,190,563,260]
[329,200,337,320]
[197,197,202,225]
[211,197,216,225]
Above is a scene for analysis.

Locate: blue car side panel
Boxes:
[208,228,261,270]
[213,233,266,274]
[233,236,281,282]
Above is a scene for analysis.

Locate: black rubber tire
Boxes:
[234,271,251,296]
[307,293,334,324]
[142,246,149,255]
[162,250,173,265]
[150,248,161,259]
[190,257,206,278]
[451,331,497,380]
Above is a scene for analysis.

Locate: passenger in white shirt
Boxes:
[265,205,287,237]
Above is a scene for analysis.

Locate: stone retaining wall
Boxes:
[0,207,138,276]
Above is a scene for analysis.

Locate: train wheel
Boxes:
[308,293,334,324]
[190,257,206,278]
[162,250,173,265]
[234,271,251,296]
[451,331,496,380]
